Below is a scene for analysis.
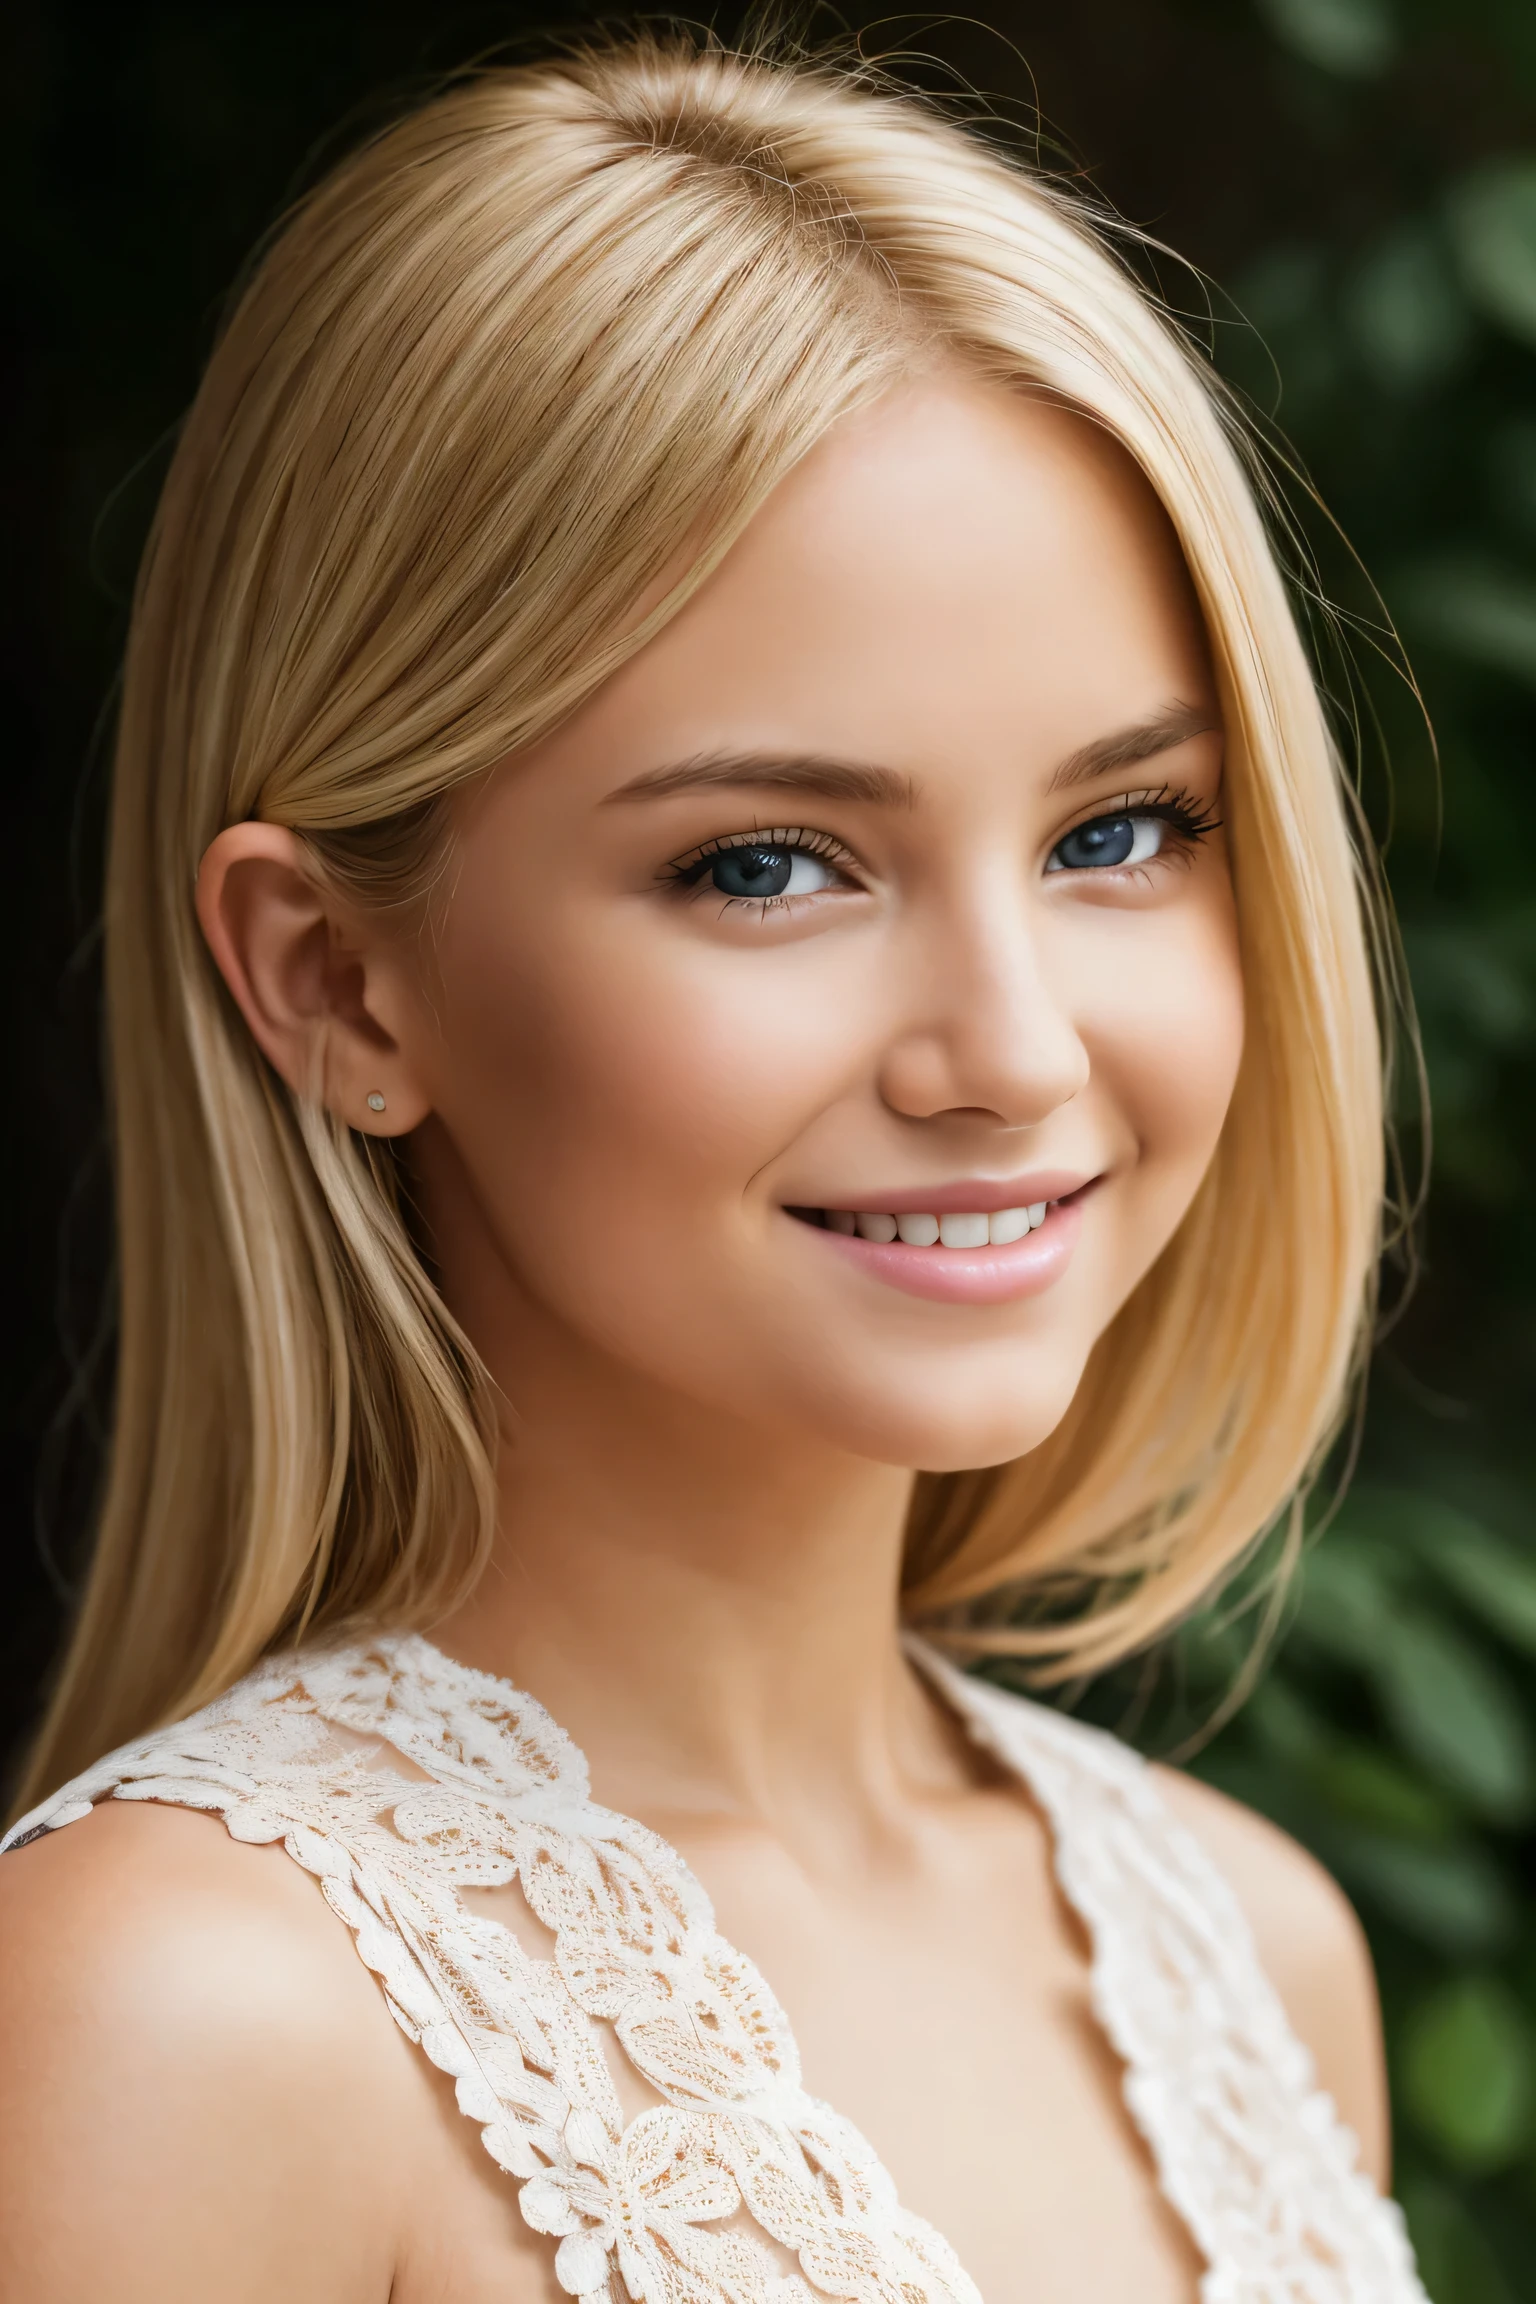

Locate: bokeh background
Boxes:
[8,0,1536,2293]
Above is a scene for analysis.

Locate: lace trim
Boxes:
[4,1635,1426,2304]
[909,1650,1424,2304]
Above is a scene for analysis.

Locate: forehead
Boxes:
[520,373,1214,799]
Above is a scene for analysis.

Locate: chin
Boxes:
[794,1363,1082,1475]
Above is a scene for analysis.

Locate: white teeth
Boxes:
[896,1212,941,1247]
[855,1211,899,1243]
[822,1200,1054,1245]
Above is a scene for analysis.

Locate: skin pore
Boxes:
[0,375,1387,2304]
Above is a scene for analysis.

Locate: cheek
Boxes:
[1075,891,1245,1203]
[425,898,864,1221]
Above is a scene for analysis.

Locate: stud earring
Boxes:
[366,1092,386,1113]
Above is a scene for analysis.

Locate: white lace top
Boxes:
[3,1633,1424,2304]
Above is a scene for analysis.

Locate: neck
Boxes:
[420,1127,978,1839]
[435,1365,944,1828]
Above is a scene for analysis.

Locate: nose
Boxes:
[876,875,1090,1129]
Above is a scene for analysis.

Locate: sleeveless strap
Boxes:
[909,1646,1424,2304]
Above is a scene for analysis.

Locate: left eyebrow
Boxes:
[603,752,916,808]
[1047,702,1219,793]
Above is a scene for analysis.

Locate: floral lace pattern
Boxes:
[4,1634,1425,2303]
[910,1648,1425,2304]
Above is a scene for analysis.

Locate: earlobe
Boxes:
[195,822,432,1136]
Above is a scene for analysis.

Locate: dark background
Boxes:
[9,2,1536,2293]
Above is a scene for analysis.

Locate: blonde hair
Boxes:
[18,32,1387,1807]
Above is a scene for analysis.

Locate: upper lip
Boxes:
[791,1171,1099,1216]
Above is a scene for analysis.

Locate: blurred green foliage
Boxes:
[1112,9,1536,2290]
[1157,1490,1536,2297]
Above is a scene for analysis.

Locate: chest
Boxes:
[725,1868,1201,2303]
[399,1801,1201,2304]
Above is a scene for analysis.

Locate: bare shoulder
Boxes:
[0,1797,412,2302]
[1150,1762,1390,2185]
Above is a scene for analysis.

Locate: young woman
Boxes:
[0,35,1421,2304]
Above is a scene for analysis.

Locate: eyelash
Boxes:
[659,826,861,900]
[1055,785,1224,864]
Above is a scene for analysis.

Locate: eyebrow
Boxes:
[1046,701,1219,792]
[604,702,1218,811]
[605,752,915,808]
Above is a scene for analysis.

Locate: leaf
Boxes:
[1373,1612,1536,1823]
[1312,1745,1454,1837]
[1292,1535,1409,1667]
[1402,1977,1534,2171]
[1450,159,1536,350]
[1397,2171,1515,2304]
[1189,1748,1322,1848]
[1245,1677,1331,1766]
[1171,1605,1252,1694]
[1326,1831,1515,1956]
[1390,554,1536,687]
[1289,1529,1427,1677]
[1486,416,1536,537]
[1347,226,1472,391]
[1254,0,1397,77]
[1341,1489,1536,1648]
[1415,1524,1536,1659]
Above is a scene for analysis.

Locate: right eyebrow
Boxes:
[603,752,916,808]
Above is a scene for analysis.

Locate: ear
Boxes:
[195,822,432,1137]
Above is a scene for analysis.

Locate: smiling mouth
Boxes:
[792,1203,1048,1247]
[786,1181,1091,1249]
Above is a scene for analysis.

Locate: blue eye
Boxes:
[1048,813,1167,872]
[709,845,793,897]
[669,837,849,902]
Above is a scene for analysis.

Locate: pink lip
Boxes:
[799,1195,1086,1305]
[805,1170,1094,1217]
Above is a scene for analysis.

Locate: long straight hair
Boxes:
[18,33,1388,1808]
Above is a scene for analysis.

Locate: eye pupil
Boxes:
[1058,817,1135,869]
[710,846,792,897]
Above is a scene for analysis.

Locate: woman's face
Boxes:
[404,374,1243,1471]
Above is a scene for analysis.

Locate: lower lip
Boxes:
[796,1197,1086,1305]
